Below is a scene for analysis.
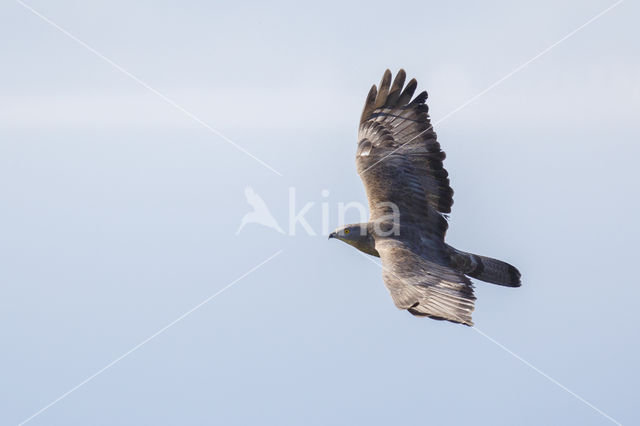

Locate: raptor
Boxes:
[329,69,521,326]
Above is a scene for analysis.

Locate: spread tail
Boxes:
[450,248,521,287]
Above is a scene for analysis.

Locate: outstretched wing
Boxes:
[376,238,476,326]
[357,69,453,240]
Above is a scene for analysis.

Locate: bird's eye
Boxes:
[344,229,350,235]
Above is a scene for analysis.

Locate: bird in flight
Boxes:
[329,69,520,326]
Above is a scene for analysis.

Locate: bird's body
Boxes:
[329,69,520,326]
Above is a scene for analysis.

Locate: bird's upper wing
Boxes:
[376,238,476,326]
[357,69,453,240]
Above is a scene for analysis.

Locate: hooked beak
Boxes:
[328,232,336,240]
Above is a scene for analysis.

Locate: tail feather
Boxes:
[449,247,521,287]
[467,254,521,287]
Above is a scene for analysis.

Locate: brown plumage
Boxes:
[330,69,521,326]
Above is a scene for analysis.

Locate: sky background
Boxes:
[1,0,639,425]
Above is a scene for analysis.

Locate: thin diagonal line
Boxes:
[15,0,283,177]
[359,0,624,176]
[357,252,622,425]
[18,250,283,426]
[472,327,622,426]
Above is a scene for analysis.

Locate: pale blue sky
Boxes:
[1,1,639,425]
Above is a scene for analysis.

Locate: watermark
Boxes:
[236,186,400,236]
[236,187,285,235]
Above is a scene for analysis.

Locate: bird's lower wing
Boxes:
[376,238,476,326]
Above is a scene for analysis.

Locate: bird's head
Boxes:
[328,224,368,243]
[328,223,379,257]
